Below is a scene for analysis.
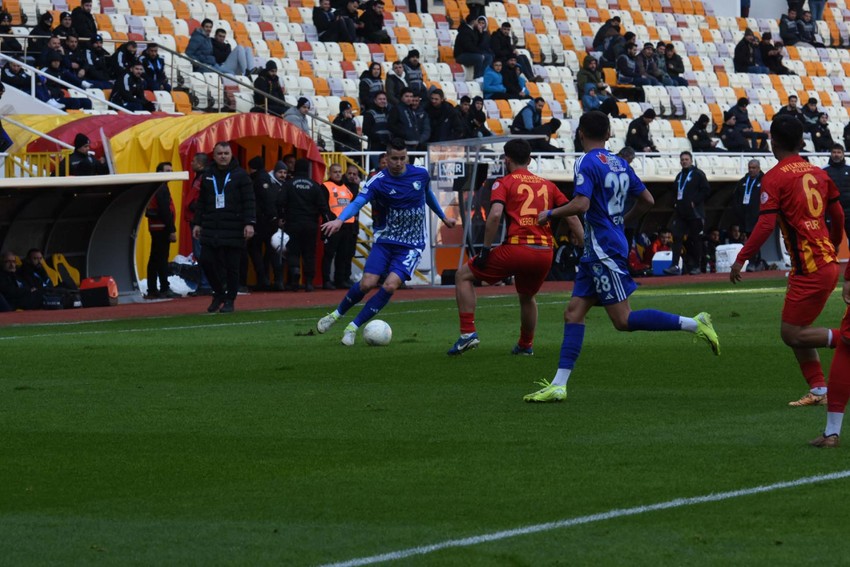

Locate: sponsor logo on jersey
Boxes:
[413,181,422,190]
[760,191,769,204]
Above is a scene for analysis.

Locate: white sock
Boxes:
[679,316,698,333]
[811,387,827,396]
[461,332,475,338]
[345,322,358,331]
[825,412,844,437]
[827,329,833,348]
[331,310,341,319]
[552,368,571,387]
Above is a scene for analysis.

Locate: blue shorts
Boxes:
[363,242,422,281]
[573,257,637,306]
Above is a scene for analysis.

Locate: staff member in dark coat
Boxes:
[731,159,763,237]
[192,142,256,313]
[626,108,658,152]
[824,143,850,246]
[332,100,360,153]
[278,159,332,292]
[246,156,283,290]
[145,162,178,299]
[687,114,721,152]
[664,151,711,275]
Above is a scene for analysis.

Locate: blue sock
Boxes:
[627,309,681,331]
[559,323,585,370]
[337,285,366,316]
[352,287,393,327]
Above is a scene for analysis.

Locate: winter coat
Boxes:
[194,160,257,248]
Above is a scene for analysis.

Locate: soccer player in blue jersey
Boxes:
[524,111,720,403]
[317,138,457,345]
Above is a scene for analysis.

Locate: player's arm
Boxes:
[426,181,457,228]
[322,191,369,236]
[538,194,590,224]
[826,193,845,250]
[730,211,777,283]
[473,201,504,268]
[623,188,653,226]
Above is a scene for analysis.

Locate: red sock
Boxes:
[800,359,826,390]
[830,328,839,348]
[459,312,476,334]
[828,341,850,413]
[518,328,534,349]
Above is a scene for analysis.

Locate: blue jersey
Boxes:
[341,164,445,250]
[573,148,646,263]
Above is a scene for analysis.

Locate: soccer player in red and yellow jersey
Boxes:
[447,138,584,356]
[731,115,845,407]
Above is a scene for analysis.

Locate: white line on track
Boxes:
[0,286,790,341]
[320,470,850,567]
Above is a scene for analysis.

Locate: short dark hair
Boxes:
[26,248,43,260]
[193,153,209,166]
[771,115,804,153]
[387,138,407,152]
[788,94,797,101]
[533,97,545,105]
[431,88,445,99]
[213,141,231,150]
[399,87,414,97]
[155,162,171,172]
[215,28,226,36]
[832,143,845,151]
[578,110,610,142]
[503,138,532,166]
[617,146,635,160]
[680,150,693,159]
[201,18,213,26]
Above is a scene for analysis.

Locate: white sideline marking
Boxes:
[0,286,790,341]
[320,470,850,567]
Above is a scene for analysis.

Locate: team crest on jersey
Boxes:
[596,153,608,164]
[575,173,585,186]
[592,263,604,276]
[413,181,422,190]
[492,181,500,189]
[760,192,769,204]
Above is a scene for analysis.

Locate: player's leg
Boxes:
[812,314,850,447]
[509,246,552,355]
[514,293,537,355]
[316,247,386,334]
[448,262,481,355]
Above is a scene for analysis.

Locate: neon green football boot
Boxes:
[523,379,567,403]
[694,312,720,356]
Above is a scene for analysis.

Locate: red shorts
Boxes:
[782,262,839,327]
[468,245,553,296]
[840,305,850,343]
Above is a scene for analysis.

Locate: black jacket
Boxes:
[332,113,360,152]
[71,6,98,40]
[211,39,231,66]
[60,150,109,176]
[427,101,464,142]
[733,38,756,72]
[110,71,154,110]
[194,160,257,248]
[252,71,286,114]
[250,169,280,227]
[811,122,834,152]
[626,117,656,152]
[454,22,486,57]
[0,269,41,310]
[278,175,331,230]
[362,105,390,151]
[146,183,177,233]
[19,263,54,291]
[387,102,422,149]
[672,166,710,220]
[490,30,516,61]
[731,172,763,233]
[687,123,715,152]
[720,124,748,152]
[776,105,804,123]
[825,158,850,212]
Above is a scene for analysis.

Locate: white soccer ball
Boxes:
[363,319,392,346]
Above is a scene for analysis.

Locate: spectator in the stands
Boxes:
[759,34,793,75]
[581,85,607,111]
[801,96,820,132]
[0,12,25,61]
[139,43,171,92]
[39,35,64,68]
[1,59,31,93]
[358,0,390,44]
[62,34,95,87]
[719,112,748,152]
[601,31,634,68]
[109,40,138,79]
[483,60,508,99]
[52,11,75,39]
[82,34,112,86]
[501,55,529,99]
[402,49,426,98]
[388,87,425,151]
[811,112,835,152]
[186,19,252,75]
[385,60,407,106]
[427,89,465,142]
[338,0,365,38]
[252,60,286,115]
[775,94,804,122]
[362,91,390,167]
[410,92,432,144]
[72,0,98,41]
[626,109,658,153]
[577,55,608,100]
[734,29,769,74]
[663,43,687,86]
[284,97,312,134]
[454,14,493,79]
[42,51,94,109]
[314,0,357,43]
[798,11,825,47]
[617,42,659,86]
[110,61,155,111]
[687,114,721,152]
[636,42,669,86]
[510,97,561,152]
[491,22,538,81]
[592,16,621,52]
[0,251,43,311]
[652,42,679,86]
[779,8,802,46]
[211,28,254,75]
[332,100,360,152]
[728,97,768,151]
[28,12,54,56]
[359,61,384,110]
[465,0,485,20]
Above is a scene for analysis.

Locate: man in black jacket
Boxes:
[110,61,155,111]
[491,22,536,80]
[719,112,748,152]
[824,143,850,245]
[454,14,493,79]
[626,108,658,153]
[664,151,711,275]
[145,162,178,299]
[314,0,357,42]
[362,91,390,168]
[775,95,804,122]
[0,251,43,311]
[688,114,721,152]
[83,34,113,86]
[332,100,360,153]
[139,43,170,91]
[731,159,763,239]
[192,142,256,313]
[278,159,332,291]
[71,0,98,41]
[358,0,390,44]
[246,156,282,290]
[387,87,423,151]
[811,112,834,152]
[727,97,768,151]
[427,89,464,143]
[60,133,109,176]
[252,60,286,115]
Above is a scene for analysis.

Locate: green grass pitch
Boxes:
[2,278,850,565]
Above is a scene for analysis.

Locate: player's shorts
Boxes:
[782,262,839,327]
[573,257,637,306]
[468,244,553,296]
[363,242,422,282]
[839,305,850,343]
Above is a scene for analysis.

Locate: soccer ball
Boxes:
[363,319,392,346]
[271,229,289,254]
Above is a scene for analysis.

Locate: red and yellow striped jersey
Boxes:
[491,168,568,247]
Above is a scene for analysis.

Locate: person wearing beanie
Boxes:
[402,49,425,98]
[626,108,658,153]
[271,160,288,186]
[719,111,748,152]
[252,59,286,116]
[277,158,332,291]
[53,11,75,38]
[59,132,108,176]
[245,156,283,291]
[687,114,721,152]
[28,12,54,55]
[332,99,360,153]
[192,141,256,313]
[81,33,112,85]
[144,162,179,299]
[283,97,311,133]
[727,97,768,151]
